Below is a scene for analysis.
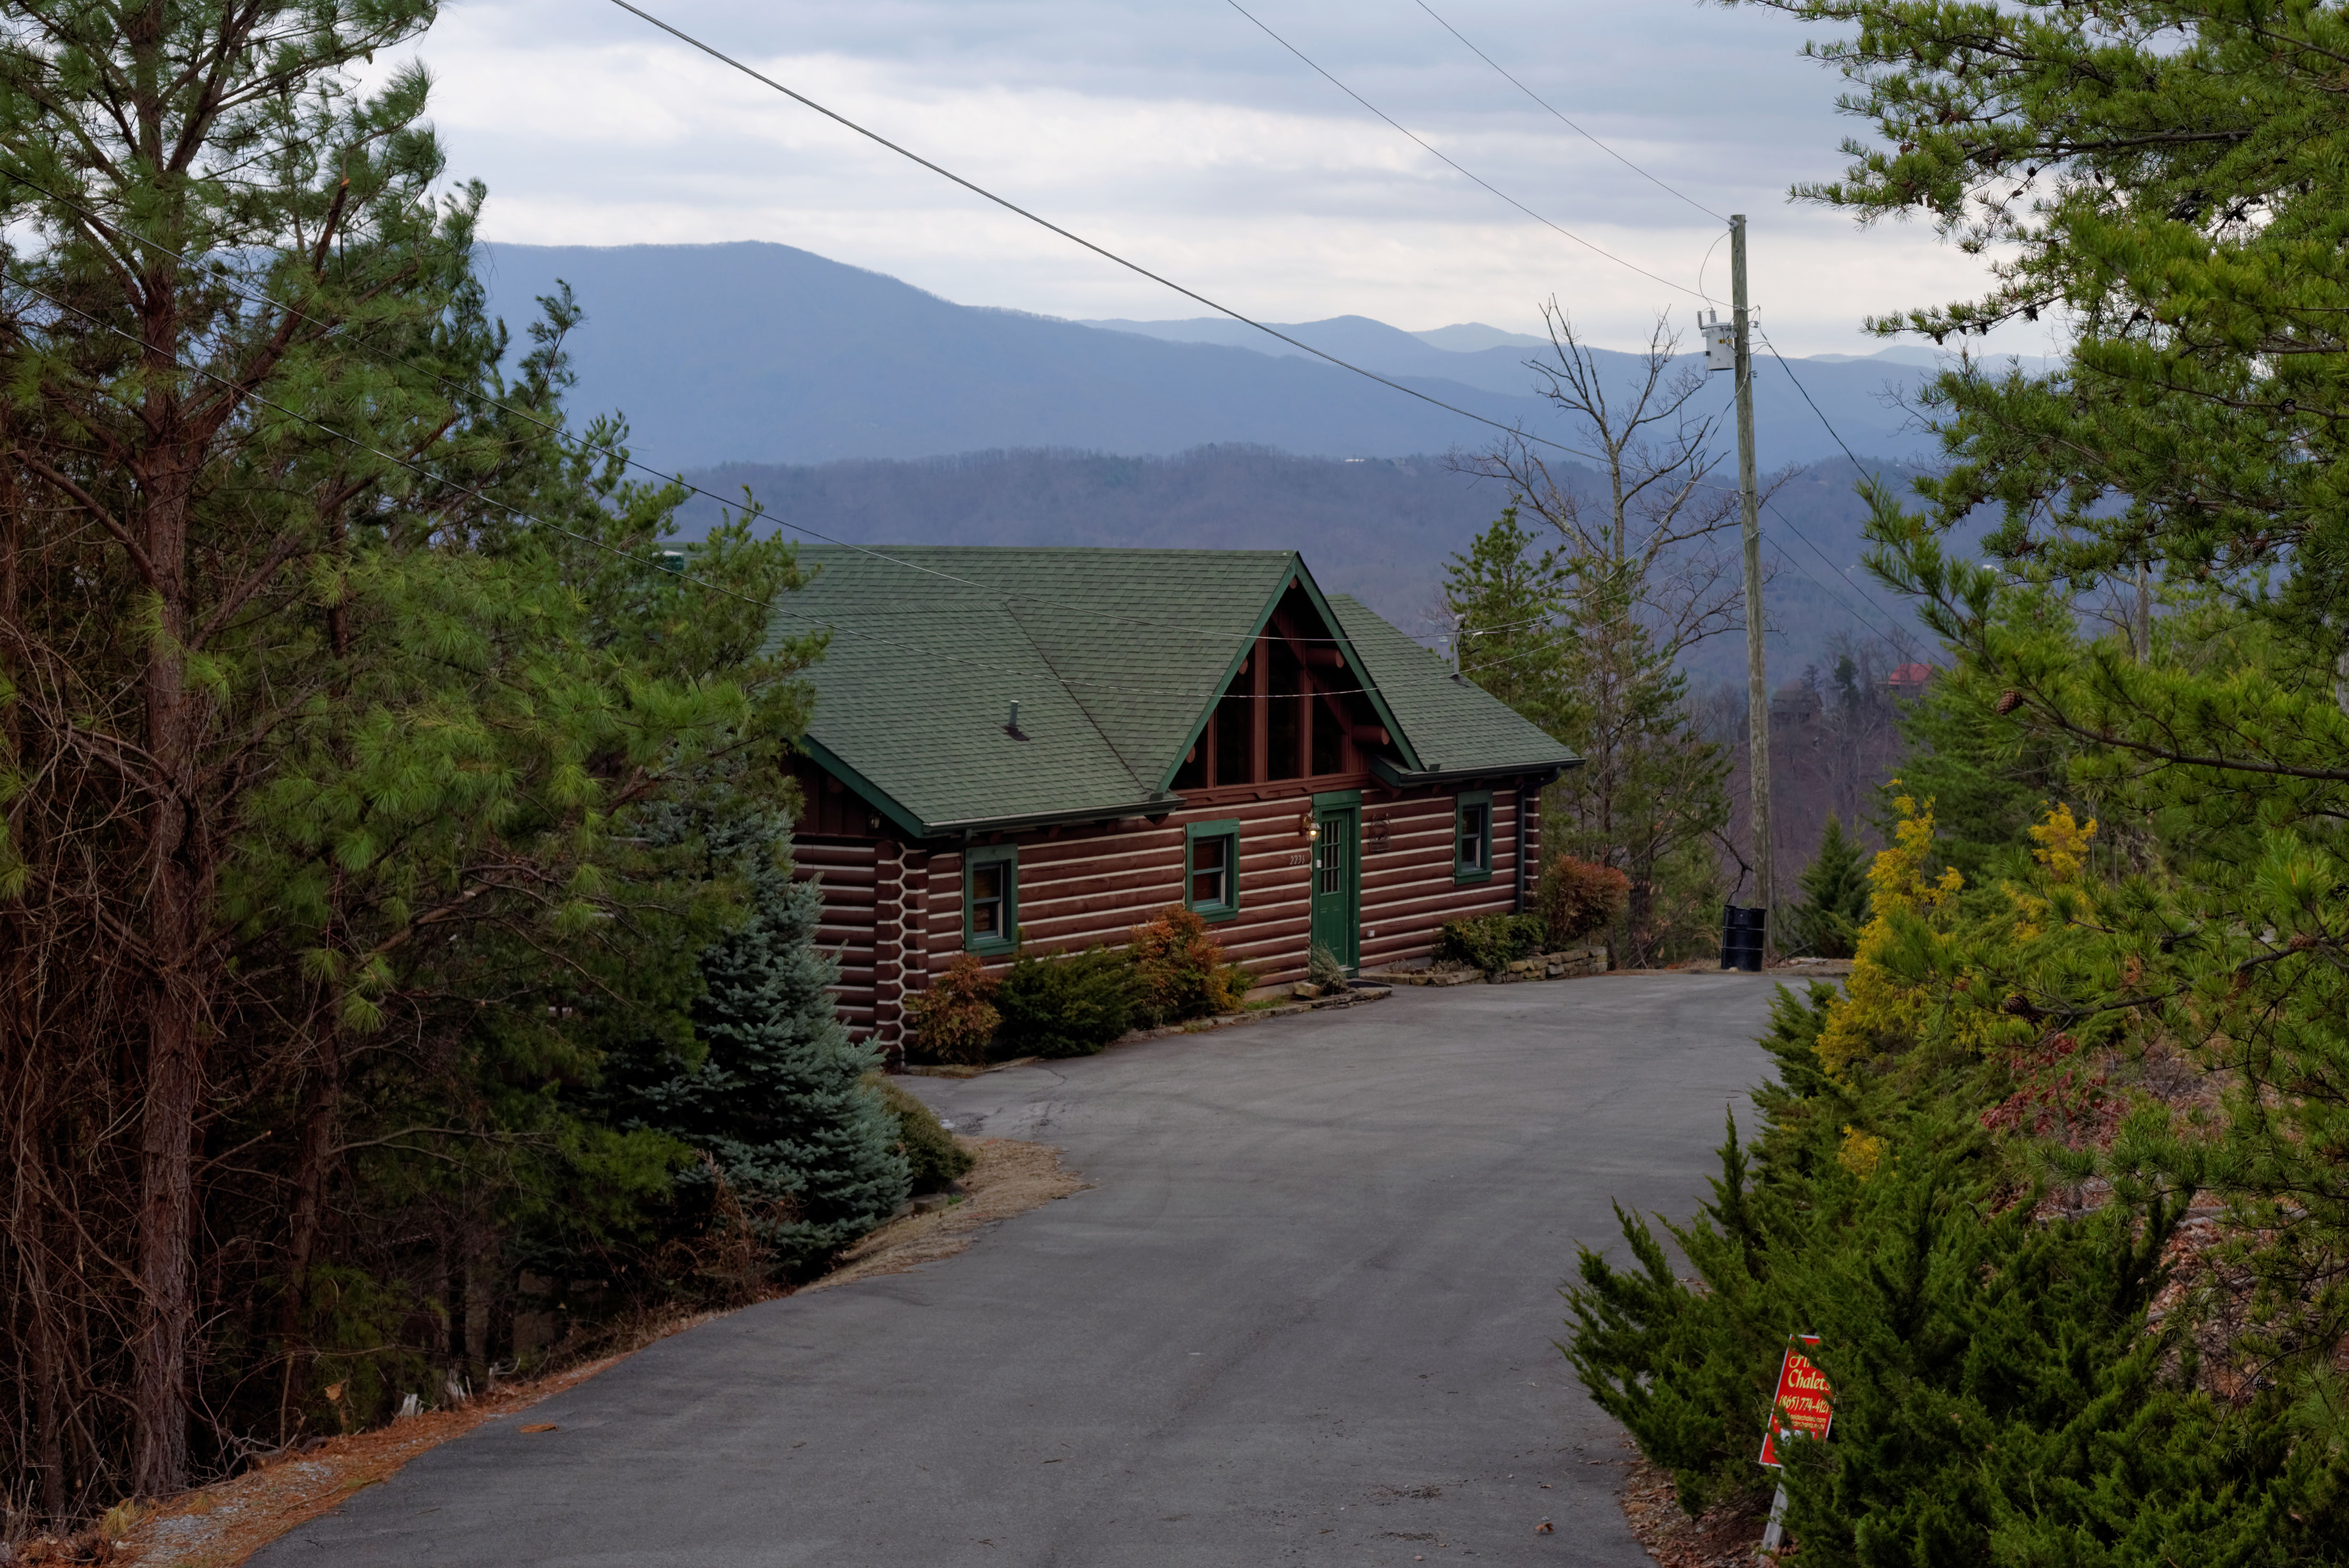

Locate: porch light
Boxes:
[1296,812,1320,841]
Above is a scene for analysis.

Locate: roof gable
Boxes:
[774,548,1575,836]
[1324,594,1580,781]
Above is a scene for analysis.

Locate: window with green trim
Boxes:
[1185,819,1241,921]
[1454,791,1493,883]
[964,845,1018,954]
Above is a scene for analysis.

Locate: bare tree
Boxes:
[1450,305,1778,964]
[1458,302,1753,662]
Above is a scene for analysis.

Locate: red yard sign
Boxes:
[1758,1335,1834,1467]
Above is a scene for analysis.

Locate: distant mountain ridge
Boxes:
[677,445,1937,686]
[474,240,1947,472]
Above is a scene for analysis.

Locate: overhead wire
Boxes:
[1407,0,1728,224]
[7,255,1392,695]
[2,170,1365,645]
[1221,0,1718,304]
[1751,323,1928,653]
[604,0,1618,476]
[1764,495,1922,657]
[1659,376,1918,656]
[23,10,1913,677]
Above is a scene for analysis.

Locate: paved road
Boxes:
[252,973,1779,1567]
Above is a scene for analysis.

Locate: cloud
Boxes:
[408,0,2055,355]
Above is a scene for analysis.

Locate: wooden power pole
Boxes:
[1731,214,1772,943]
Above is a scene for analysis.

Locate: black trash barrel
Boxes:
[1720,904,1767,972]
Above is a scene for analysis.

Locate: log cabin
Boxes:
[773,547,1579,1049]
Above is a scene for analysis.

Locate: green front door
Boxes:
[1310,802,1360,971]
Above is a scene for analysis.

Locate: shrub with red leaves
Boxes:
[1538,854,1630,945]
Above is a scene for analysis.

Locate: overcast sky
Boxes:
[412,0,2051,357]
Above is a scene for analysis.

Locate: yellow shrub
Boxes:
[2028,801,2097,882]
[1838,1124,1889,1181]
[1817,787,1962,1076]
[1816,796,2104,1079]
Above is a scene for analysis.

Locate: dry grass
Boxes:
[106,1135,1080,1568]
[806,1136,1088,1291]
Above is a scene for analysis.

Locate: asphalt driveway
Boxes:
[251,972,1782,1567]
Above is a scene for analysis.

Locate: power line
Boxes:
[1408,0,1727,223]
[1222,0,1718,304]
[8,257,1387,697]
[604,0,1618,474]
[0,269,778,605]
[1750,324,1927,652]
[1668,377,1914,654]
[1,171,1372,646]
[1755,324,1882,481]
[1764,497,1921,657]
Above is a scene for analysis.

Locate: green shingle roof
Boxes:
[774,547,1577,837]
[1325,595,1583,783]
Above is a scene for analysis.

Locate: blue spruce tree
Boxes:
[633,810,910,1276]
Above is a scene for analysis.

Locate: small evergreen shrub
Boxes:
[1307,940,1350,991]
[1434,911,1547,973]
[611,809,911,1279]
[1130,905,1246,1024]
[1537,854,1629,945]
[995,944,1137,1058]
[864,1073,975,1192]
[904,952,1001,1064]
[1786,815,1870,958]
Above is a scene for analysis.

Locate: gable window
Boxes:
[1454,791,1493,884]
[1185,819,1241,922]
[964,845,1018,955]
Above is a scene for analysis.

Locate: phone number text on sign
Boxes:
[1759,1335,1834,1467]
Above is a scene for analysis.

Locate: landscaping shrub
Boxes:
[1537,854,1629,946]
[1129,905,1246,1024]
[863,1074,973,1193]
[995,944,1137,1058]
[1564,988,2341,1566]
[904,952,1000,1065]
[1434,911,1547,973]
[1307,941,1350,991]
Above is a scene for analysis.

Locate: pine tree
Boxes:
[1443,505,1574,735]
[1789,816,1870,958]
[621,812,910,1277]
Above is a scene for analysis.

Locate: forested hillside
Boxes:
[677,445,1938,685]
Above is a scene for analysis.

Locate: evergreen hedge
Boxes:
[995,945,1137,1058]
[1565,984,2345,1566]
[1434,912,1547,973]
[866,1075,975,1194]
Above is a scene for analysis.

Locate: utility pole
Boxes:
[1732,214,1772,947]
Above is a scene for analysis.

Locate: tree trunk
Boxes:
[130,325,210,1494]
[131,759,205,1497]
[276,1007,344,1440]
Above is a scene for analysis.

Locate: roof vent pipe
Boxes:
[1005,700,1027,740]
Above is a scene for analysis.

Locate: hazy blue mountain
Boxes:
[476,240,1943,472]
[1409,323,1551,353]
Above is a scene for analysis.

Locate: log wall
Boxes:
[794,770,1544,1047]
